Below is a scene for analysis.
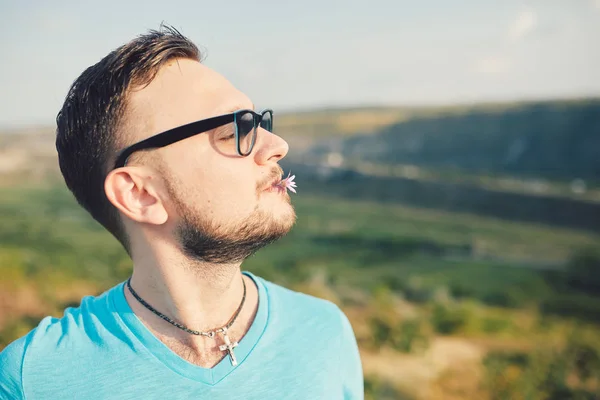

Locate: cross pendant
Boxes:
[218,328,239,366]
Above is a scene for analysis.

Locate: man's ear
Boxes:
[105,167,168,225]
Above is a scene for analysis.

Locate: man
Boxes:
[0,26,363,399]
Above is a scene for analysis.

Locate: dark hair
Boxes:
[55,25,201,253]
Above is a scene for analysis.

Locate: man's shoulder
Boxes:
[256,275,347,329]
[0,283,122,378]
[0,329,31,398]
[33,284,118,344]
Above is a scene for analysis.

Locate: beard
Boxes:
[176,207,294,263]
[167,173,296,264]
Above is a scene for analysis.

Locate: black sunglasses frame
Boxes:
[113,109,273,169]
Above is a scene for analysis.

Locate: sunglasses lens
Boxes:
[236,111,256,155]
[260,111,273,132]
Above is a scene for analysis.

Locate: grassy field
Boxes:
[1,182,600,398]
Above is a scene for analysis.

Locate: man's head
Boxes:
[56,25,296,263]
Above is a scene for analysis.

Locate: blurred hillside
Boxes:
[322,99,600,181]
[279,99,600,235]
[283,99,600,208]
[0,126,56,185]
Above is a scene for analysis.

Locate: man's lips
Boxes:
[263,176,283,192]
[259,171,297,194]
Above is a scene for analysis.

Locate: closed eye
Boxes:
[214,124,235,141]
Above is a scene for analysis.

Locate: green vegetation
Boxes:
[483,329,600,399]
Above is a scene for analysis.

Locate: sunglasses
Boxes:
[113,109,273,169]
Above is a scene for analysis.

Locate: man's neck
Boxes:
[123,251,259,364]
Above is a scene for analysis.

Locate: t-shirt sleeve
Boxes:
[338,309,364,399]
[0,334,29,400]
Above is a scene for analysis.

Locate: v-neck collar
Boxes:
[111,271,269,385]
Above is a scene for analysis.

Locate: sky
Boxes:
[0,0,599,127]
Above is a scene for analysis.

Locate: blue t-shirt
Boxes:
[0,271,363,399]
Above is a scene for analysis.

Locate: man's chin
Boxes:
[267,203,297,233]
[176,207,296,264]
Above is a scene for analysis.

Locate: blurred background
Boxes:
[1,0,600,398]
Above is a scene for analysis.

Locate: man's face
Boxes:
[125,58,296,262]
